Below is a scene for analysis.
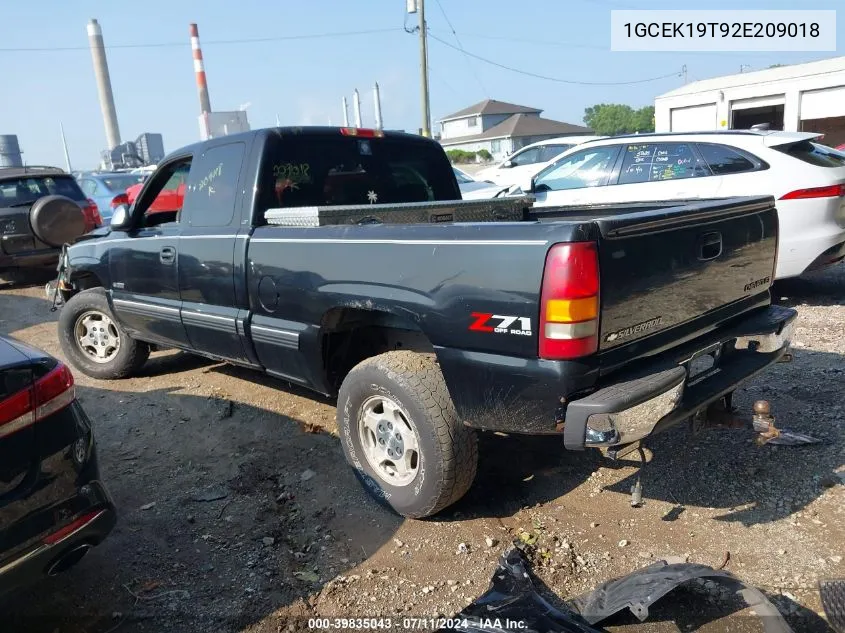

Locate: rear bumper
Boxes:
[563,304,797,450]
[0,499,116,597]
[0,248,60,272]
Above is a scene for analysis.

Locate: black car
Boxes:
[0,335,115,597]
[0,166,101,280]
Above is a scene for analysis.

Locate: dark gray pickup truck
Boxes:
[51,126,796,517]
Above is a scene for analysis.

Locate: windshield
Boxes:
[100,174,147,192]
[0,175,86,207]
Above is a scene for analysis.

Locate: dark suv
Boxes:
[0,166,101,280]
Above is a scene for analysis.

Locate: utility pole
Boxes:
[418,0,431,137]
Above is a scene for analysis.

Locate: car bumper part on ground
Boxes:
[563,304,797,450]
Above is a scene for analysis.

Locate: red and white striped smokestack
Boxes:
[189,23,212,115]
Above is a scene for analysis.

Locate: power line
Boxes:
[428,33,682,86]
[0,28,402,52]
[432,0,487,96]
[434,31,605,51]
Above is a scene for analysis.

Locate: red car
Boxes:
[123,167,187,216]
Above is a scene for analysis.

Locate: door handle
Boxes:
[159,247,176,264]
[698,232,722,261]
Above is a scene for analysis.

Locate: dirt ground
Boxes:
[0,267,843,633]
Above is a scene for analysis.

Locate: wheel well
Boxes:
[321,308,434,393]
[70,272,103,291]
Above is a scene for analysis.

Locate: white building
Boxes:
[199,111,251,141]
[655,57,845,147]
[438,99,592,161]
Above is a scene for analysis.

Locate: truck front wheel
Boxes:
[336,351,478,518]
[58,289,150,380]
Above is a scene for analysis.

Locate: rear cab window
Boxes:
[0,175,86,207]
[616,143,708,185]
[257,132,459,219]
[774,141,845,167]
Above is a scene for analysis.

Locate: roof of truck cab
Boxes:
[159,126,437,164]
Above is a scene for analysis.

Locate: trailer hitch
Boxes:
[694,397,822,446]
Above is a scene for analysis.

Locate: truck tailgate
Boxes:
[592,196,778,358]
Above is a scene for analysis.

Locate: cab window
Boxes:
[533,146,620,191]
[181,143,245,227]
[257,133,458,217]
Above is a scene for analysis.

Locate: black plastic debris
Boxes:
[438,545,794,633]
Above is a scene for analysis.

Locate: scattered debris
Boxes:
[393,538,404,548]
[485,537,497,548]
[262,537,275,546]
[457,542,469,555]
[140,502,156,511]
[618,540,628,548]
[444,546,795,632]
[301,469,316,482]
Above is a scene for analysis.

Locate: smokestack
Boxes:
[352,89,362,128]
[86,19,121,150]
[190,23,212,115]
[342,97,350,127]
[373,83,383,130]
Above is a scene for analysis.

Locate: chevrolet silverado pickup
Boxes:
[50,126,796,518]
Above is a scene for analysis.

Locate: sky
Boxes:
[1,0,842,169]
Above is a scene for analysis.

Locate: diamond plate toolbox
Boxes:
[264,196,534,228]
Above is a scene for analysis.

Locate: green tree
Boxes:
[583,104,655,136]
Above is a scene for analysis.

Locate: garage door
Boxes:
[730,95,785,111]
[670,104,717,132]
[801,86,845,120]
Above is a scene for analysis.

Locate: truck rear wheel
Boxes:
[58,289,149,380]
[336,351,478,518]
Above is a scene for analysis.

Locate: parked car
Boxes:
[51,126,795,519]
[452,167,508,200]
[0,166,101,280]
[520,131,845,280]
[76,172,146,224]
[476,136,605,188]
[124,164,188,216]
[0,335,116,597]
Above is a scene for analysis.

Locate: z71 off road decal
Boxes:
[604,316,663,343]
[469,313,532,336]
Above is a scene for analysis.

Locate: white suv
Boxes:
[527,131,845,279]
[476,136,604,188]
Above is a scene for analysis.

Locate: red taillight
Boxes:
[43,510,103,545]
[111,193,129,209]
[538,242,600,360]
[0,363,75,438]
[779,184,845,200]
[340,127,384,138]
[83,199,102,228]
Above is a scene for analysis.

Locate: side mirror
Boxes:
[502,159,514,168]
[110,204,131,229]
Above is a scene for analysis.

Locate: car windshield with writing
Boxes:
[618,143,706,184]
[259,133,459,212]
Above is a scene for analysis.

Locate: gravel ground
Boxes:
[0,266,842,633]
